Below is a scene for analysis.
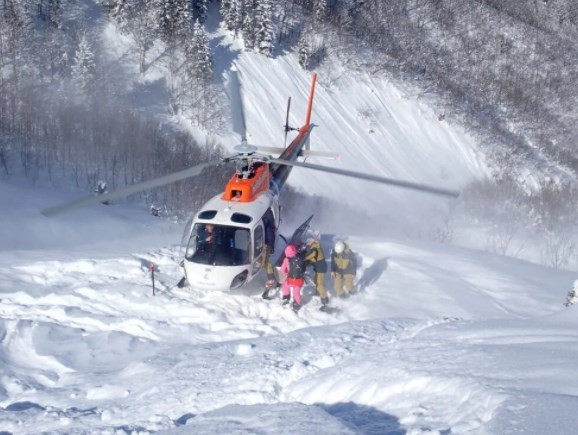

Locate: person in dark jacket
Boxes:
[304,233,329,306]
[195,223,217,263]
[331,240,357,297]
[262,209,278,287]
[280,244,305,313]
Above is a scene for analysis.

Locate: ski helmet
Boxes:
[285,244,298,258]
[334,241,345,254]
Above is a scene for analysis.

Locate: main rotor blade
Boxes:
[269,158,460,198]
[256,146,338,159]
[228,70,247,144]
[42,161,220,217]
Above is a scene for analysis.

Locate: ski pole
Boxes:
[149,261,155,296]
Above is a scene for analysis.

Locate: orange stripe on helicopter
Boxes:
[301,73,317,133]
[223,73,318,203]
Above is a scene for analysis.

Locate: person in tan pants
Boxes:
[304,234,329,306]
[331,241,357,297]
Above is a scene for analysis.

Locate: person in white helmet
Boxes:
[331,240,357,297]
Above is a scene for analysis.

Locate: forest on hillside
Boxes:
[1,0,578,266]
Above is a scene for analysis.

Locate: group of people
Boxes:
[278,233,357,313]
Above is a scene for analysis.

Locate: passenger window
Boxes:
[254,225,264,257]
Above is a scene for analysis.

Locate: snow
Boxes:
[1,15,578,435]
[2,176,577,434]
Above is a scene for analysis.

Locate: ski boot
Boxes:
[281,294,291,306]
[176,276,187,288]
[319,297,330,312]
[292,301,301,313]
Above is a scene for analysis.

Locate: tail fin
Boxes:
[300,73,317,132]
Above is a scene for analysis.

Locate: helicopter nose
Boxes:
[184,262,249,291]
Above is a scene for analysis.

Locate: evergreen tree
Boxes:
[48,0,63,29]
[158,0,177,43]
[298,34,311,70]
[111,0,135,34]
[314,0,328,22]
[175,0,192,40]
[220,0,232,29]
[255,0,274,56]
[232,0,243,36]
[190,20,213,81]
[132,5,155,74]
[241,1,256,50]
[71,34,96,98]
[222,0,240,33]
[111,0,129,21]
[191,0,208,24]
[45,26,69,81]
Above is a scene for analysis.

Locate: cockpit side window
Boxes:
[254,224,264,258]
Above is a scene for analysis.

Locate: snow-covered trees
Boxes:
[222,0,275,55]
[255,0,274,56]
[157,0,191,44]
[47,0,63,29]
[298,35,311,70]
[71,34,96,99]
[174,0,193,40]
[314,0,328,22]
[111,0,131,27]
[221,0,242,33]
[241,1,257,50]
[191,0,208,24]
[187,20,213,81]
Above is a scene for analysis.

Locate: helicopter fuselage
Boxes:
[181,187,280,291]
[179,73,318,292]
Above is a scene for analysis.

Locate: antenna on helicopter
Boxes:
[283,97,298,147]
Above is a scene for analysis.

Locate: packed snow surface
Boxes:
[1,178,577,434]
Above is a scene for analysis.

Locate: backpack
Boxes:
[287,256,305,279]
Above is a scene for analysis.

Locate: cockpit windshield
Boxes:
[185,223,251,266]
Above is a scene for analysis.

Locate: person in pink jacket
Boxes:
[280,244,306,313]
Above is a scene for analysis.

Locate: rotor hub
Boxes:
[234,144,258,155]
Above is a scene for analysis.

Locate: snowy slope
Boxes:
[1,180,577,434]
[217,51,488,223]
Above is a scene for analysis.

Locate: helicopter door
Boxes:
[252,222,265,273]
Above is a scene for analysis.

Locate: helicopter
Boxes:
[42,70,459,292]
